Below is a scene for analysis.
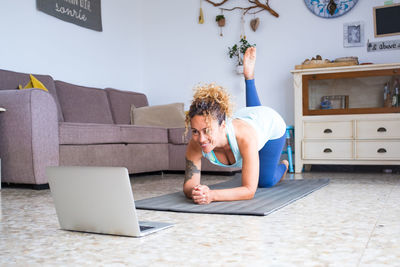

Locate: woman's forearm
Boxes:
[210,186,256,202]
[183,182,196,198]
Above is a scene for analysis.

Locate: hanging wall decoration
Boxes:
[367,39,400,52]
[204,0,279,17]
[216,10,225,36]
[240,12,246,39]
[304,0,359,18]
[199,0,205,24]
[250,17,260,32]
[36,0,102,31]
[228,38,256,74]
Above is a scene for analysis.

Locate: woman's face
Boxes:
[190,115,225,153]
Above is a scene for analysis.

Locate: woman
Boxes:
[184,47,288,205]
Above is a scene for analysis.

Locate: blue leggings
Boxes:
[245,79,286,188]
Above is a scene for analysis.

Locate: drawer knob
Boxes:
[377,127,387,133]
[377,148,387,153]
[323,148,332,153]
[323,129,333,134]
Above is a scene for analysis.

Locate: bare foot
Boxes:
[243,46,256,80]
[279,160,289,183]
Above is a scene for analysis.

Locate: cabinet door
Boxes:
[304,121,353,139]
[302,140,353,159]
[356,141,400,159]
[356,120,400,139]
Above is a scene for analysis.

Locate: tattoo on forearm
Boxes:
[184,158,200,183]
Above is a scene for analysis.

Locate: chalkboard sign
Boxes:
[37,0,102,32]
[374,3,400,37]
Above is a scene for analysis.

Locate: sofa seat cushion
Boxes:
[168,127,190,145]
[106,88,149,125]
[56,81,114,124]
[119,125,168,144]
[59,122,121,145]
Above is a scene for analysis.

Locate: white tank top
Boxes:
[202,106,286,168]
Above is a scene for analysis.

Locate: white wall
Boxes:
[141,0,400,124]
[0,0,144,91]
[0,1,399,125]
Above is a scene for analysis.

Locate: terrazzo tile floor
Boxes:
[1,171,399,266]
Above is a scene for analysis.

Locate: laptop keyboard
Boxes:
[140,225,154,231]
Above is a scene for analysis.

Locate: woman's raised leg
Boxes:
[243,47,261,107]
[243,47,288,187]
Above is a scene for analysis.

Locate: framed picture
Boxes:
[320,95,349,110]
[343,21,364,47]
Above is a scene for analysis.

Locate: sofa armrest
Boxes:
[0,89,59,185]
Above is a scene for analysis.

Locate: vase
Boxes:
[236,65,243,74]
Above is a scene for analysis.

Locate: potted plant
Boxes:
[215,15,225,27]
[228,38,255,74]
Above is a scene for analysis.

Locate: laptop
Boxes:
[46,166,173,237]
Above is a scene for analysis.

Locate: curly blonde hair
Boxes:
[184,83,233,137]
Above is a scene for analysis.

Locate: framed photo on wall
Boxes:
[343,21,364,47]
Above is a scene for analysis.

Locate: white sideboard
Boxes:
[291,63,400,173]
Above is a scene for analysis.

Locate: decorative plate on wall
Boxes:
[304,0,359,18]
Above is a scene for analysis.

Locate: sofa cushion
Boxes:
[168,127,190,145]
[19,74,48,92]
[59,123,168,145]
[59,122,121,145]
[56,81,114,124]
[131,103,185,128]
[106,88,148,125]
[119,125,168,144]
[0,69,64,121]
[18,74,48,92]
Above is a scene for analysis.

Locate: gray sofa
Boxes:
[0,69,236,187]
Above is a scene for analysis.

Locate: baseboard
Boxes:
[1,182,49,190]
[309,164,400,173]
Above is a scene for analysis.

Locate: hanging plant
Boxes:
[228,38,255,65]
[216,15,225,27]
[228,38,255,74]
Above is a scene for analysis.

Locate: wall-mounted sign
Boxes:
[367,39,400,52]
[373,3,400,37]
[37,0,102,32]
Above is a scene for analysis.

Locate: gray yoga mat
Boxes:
[135,177,330,216]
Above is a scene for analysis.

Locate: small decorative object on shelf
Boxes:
[320,95,349,110]
[295,55,359,70]
[392,79,400,107]
[228,38,255,74]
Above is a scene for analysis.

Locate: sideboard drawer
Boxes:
[356,120,400,139]
[356,141,400,159]
[303,121,353,139]
[303,140,353,159]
